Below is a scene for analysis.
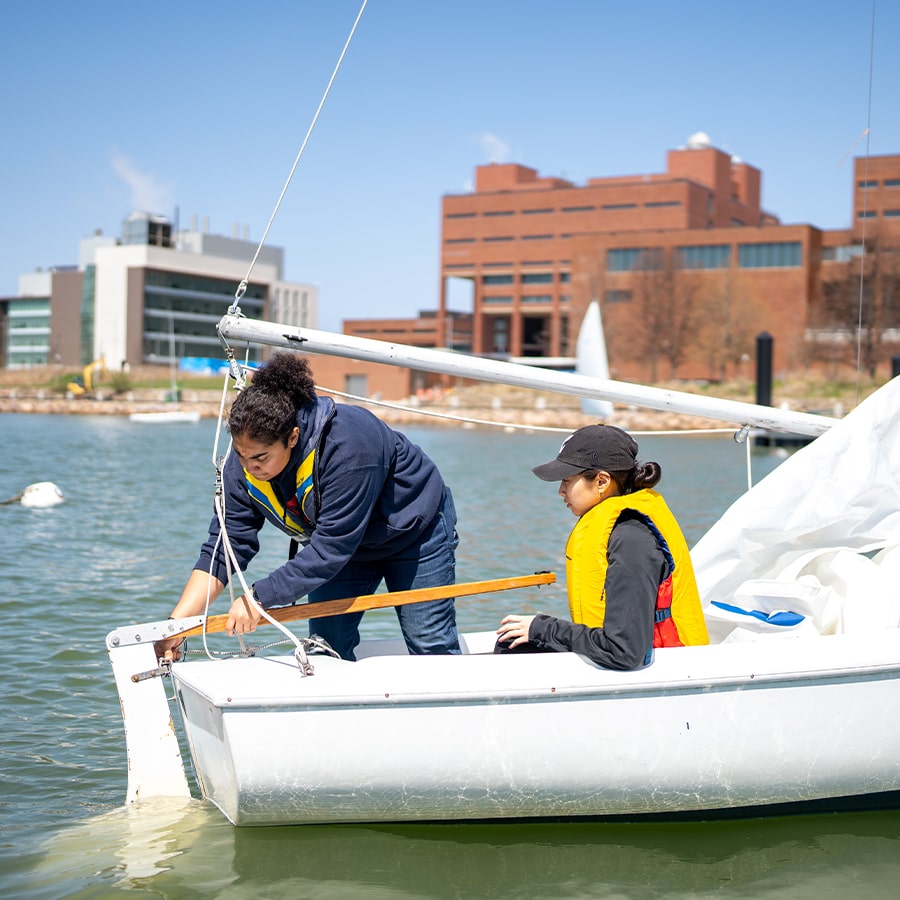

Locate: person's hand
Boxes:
[154,636,185,663]
[226,593,263,636]
[496,614,536,648]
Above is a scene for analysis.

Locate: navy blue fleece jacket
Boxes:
[194,399,447,608]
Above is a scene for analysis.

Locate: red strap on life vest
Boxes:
[653,575,685,648]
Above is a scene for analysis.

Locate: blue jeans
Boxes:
[308,488,460,660]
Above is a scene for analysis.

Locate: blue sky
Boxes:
[2,1,897,332]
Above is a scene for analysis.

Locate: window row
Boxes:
[607,242,802,271]
[445,200,683,220]
[482,295,570,305]
[483,273,570,285]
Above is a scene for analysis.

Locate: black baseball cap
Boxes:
[532,425,638,481]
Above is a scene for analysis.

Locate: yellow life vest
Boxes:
[565,489,709,646]
[244,447,317,541]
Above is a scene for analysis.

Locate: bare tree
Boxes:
[695,274,764,382]
[811,233,900,377]
[617,249,704,381]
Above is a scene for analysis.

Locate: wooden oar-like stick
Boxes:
[178,571,556,638]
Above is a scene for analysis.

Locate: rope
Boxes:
[315,384,739,439]
[178,634,340,661]
[852,0,877,407]
[228,0,369,316]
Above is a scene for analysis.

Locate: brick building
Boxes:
[436,135,900,381]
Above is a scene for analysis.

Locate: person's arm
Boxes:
[250,420,393,608]
[154,569,227,661]
[500,516,665,670]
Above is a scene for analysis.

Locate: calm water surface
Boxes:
[1,413,897,898]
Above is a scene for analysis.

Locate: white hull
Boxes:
[170,629,900,826]
[105,325,900,826]
[128,410,201,424]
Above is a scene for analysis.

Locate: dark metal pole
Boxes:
[756,332,773,407]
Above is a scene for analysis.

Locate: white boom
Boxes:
[218,314,836,437]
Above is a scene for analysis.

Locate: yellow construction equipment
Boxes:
[67,357,109,396]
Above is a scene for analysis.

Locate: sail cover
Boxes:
[692,376,900,611]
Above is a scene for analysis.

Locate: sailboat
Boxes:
[105,310,900,826]
[129,315,200,424]
[106,0,899,827]
[575,300,614,420]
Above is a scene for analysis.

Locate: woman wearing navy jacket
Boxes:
[158,352,459,661]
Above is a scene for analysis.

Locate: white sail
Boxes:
[575,300,613,419]
[692,374,900,609]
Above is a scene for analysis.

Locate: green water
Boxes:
[1,413,897,898]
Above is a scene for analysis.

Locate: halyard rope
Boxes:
[228,0,369,316]
[205,4,369,671]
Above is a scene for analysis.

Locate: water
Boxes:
[1,413,897,898]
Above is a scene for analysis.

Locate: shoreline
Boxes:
[0,387,761,434]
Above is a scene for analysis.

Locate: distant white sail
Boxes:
[575,300,614,419]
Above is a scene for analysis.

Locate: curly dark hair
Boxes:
[228,353,317,445]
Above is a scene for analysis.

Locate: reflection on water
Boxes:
[0,414,891,899]
[10,800,900,899]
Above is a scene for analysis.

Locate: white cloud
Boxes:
[477,132,511,164]
[111,151,175,215]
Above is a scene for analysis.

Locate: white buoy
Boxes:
[12,482,65,508]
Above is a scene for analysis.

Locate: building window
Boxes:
[677,244,731,270]
[483,296,512,304]
[561,205,596,213]
[645,200,681,208]
[822,245,863,262]
[522,295,552,304]
[605,290,632,304]
[522,234,553,240]
[560,294,570,303]
[602,203,637,210]
[560,272,571,283]
[482,274,513,285]
[445,238,475,244]
[445,212,476,219]
[521,273,553,284]
[607,248,660,272]
[523,208,553,215]
[858,180,878,188]
[858,211,877,219]
[492,317,509,353]
[484,236,514,242]
[484,210,514,217]
[885,179,900,187]
[885,210,900,218]
[738,242,802,268]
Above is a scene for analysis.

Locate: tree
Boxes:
[810,232,900,377]
[694,274,764,382]
[618,249,703,381]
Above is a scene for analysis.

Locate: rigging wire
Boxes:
[228,0,369,316]
[315,383,737,438]
[853,0,877,406]
[204,3,369,670]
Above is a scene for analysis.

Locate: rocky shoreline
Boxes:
[0,384,751,434]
